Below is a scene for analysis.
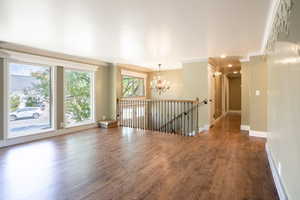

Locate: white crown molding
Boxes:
[182,57,208,64]
[265,143,289,200]
[240,58,250,63]
[261,0,281,53]
[248,51,265,57]
[240,51,266,63]
[265,0,294,51]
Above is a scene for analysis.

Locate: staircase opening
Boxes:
[117,98,207,136]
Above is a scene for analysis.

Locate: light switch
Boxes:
[255,90,260,96]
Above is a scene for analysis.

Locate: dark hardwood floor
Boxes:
[0,113,278,200]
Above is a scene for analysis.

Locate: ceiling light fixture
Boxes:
[228,64,233,67]
[233,71,239,74]
[150,64,171,95]
[220,54,226,58]
[214,72,222,76]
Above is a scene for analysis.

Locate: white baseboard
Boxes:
[240,125,250,131]
[0,123,98,148]
[229,110,241,113]
[198,124,210,133]
[249,130,267,138]
[266,143,288,200]
[203,124,210,131]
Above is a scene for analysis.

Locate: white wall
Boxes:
[267,41,300,200]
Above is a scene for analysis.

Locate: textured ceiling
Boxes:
[0,0,273,69]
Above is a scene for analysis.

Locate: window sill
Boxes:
[7,128,56,139]
[64,120,96,129]
[1,123,98,148]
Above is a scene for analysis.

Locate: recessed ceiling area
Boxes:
[0,0,273,69]
[209,56,241,76]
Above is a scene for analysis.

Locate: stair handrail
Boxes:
[159,98,208,132]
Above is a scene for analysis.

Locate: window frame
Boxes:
[121,70,147,98]
[63,68,95,128]
[6,59,56,138]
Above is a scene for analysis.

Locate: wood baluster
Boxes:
[134,100,136,129]
[165,101,167,133]
[158,100,160,131]
[128,100,130,128]
[138,100,140,129]
[122,100,123,127]
[150,100,151,131]
[197,102,199,135]
[130,100,132,128]
[188,102,191,136]
[120,100,122,126]
[131,100,134,128]
[173,101,175,134]
[126,100,129,127]
[154,100,156,131]
[182,102,184,135]
[135,100,137,129]
[160,100,162,132]
[191,102,194,135]
[143,100,145,130]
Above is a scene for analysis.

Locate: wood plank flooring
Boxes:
[0,113,278,200]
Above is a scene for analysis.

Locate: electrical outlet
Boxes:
[255,90,260,96]
[60,122,65,128]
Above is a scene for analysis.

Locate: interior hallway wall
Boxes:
[214,75,223,118]
[228,77,241,111]
[241,62,250,126]
[249,56,268,132]
[182,61,209,129]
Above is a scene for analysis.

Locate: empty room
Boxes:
[0,0,299,200]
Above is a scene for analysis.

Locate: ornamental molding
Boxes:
[266,0,294,51]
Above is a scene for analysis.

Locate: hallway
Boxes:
[0,113,278,200]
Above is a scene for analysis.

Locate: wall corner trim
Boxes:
[249,130,267,138]
[240,125,250,131]
[265,143,289,200]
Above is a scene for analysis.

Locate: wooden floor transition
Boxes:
[0,113,278,200]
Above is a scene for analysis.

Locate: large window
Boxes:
[8,62,53,138]
[64,69,94,127]
[122,75,145,97]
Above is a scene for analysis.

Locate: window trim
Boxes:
[5,59,56,139]
[63,68,95,128]
[121,70,147,98]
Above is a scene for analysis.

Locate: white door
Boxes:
[208,66,215,125]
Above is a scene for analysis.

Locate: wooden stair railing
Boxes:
[117,98,207,136]
[159,98,208,135]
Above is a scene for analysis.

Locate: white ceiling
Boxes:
[0,0,273,69]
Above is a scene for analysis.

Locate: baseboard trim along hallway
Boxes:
[240,125,250,131]
[266,143,289,200]
[249,130,267,138]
